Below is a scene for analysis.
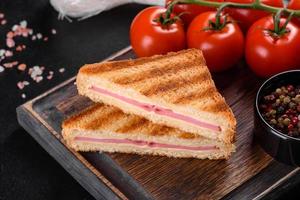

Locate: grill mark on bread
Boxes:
[83,109,125,130]
[116,118,149,133]
[141,70,209,96]
[80,49,204,75]
[148,125,175,136]
[201,100,229,113]
[179,132,197,139]
[172,86,216,104]
[113,61,196,85]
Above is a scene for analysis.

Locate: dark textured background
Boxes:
[0,0,299,199]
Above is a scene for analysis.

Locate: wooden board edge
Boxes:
[16,105,127,200]
[22,46,132,109]
[19,100,153,200]
[253,167,300,200]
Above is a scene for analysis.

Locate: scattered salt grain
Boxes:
[35,76,43,83]
[21,93,26,99]
[51,29,57,35]
[18,63,27,71]
[59,68,65,73]
[43,37,48,42]
[1,20,7,25]
[0,49,5,56]
[20,20,27,28]
[12,25,18,31]
[0,66,4,72]
[16,46,22,51]
[5,50,13,57]
[36,33,42,39]
[17,81,25,89]
[31,35,36,40]
[3,61,18,68]
[6,38,15,48]
[6,31,13,38]
[47,71,54,79]
[0,13,4,19]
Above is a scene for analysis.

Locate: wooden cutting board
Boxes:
[17,46,300,200]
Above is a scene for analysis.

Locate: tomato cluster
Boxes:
[130,1,300,77]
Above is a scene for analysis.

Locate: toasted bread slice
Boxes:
[76,49,236,144]
[62,104,235,159]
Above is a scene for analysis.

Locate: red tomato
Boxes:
[166,0,224,26]
[245,16,300,77]
[130,6,186,57]
[225,0,300,32]
[187,12,244,72]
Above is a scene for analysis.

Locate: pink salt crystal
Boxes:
[5,50,13,57]
[6,38,15,48]
[21,93,26,99]
[12,61,18,66]
[18,63,26,71]
[47,75,53,80]
[43,37,48,41]
[59,68,65,73]
[16,46,22,51]
[28,68,33,75]
[1,20,7,25]
[51,29,57,34]
[0,13,4,18]
[6,31,13,38]
[35,76,43,83]
[17,81,25,90]
[3,63,13,68]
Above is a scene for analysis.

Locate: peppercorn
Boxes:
[287,85,294,92]
[297,105,300,112]
[283,118,291,126]
[276,88,282,95]
[260,84,300,138]
[270,119,277,125]
[283,96,291,104]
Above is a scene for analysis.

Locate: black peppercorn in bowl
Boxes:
[254,70,300,166]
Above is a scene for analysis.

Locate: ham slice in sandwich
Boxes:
[62,104,235,159]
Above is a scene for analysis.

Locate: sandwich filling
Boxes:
[90,86,221,132]
[74,136,219,151]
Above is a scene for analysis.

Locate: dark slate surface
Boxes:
[0,1,145,199]
[0,0,299,199]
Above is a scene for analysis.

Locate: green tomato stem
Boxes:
[177,0,300,17]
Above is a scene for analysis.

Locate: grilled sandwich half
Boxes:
[77,49,236,144]
[62,104,235,159]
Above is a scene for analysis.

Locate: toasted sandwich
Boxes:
[62,104,235,159]
[76,49,236,144]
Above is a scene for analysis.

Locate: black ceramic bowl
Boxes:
[254,70,300,166]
